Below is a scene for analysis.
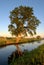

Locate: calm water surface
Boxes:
[0,40,44,65]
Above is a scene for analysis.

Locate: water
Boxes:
[0,40,44,65]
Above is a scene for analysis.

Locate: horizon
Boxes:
[0,0,44,37]
[0,32,44,38]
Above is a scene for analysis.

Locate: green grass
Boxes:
[9,44,44,65]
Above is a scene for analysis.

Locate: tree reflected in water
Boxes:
[8,44,23,65]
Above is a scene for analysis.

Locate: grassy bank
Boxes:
[9,44,44,65]
[0,36,42,47]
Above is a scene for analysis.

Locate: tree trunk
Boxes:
[15,34,22,56]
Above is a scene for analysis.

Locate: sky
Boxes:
[0,0,44,37]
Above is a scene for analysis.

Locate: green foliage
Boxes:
[8,6,40,36]
[9,44,44,65]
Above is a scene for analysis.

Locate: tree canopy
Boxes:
[8,6,40,36]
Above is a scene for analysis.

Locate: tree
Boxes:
[36,35,41,40]
[8,6,40,55]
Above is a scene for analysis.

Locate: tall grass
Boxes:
[0,37,42,46]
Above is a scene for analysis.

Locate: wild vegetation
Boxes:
[0,36,42,47]
[8,44,44,65]
[8,6,40,55]
[8,6,40,44]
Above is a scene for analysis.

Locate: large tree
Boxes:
[8,6,40,55]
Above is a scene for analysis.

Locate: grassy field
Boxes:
[0,36,42,46]
[9,44,44,65]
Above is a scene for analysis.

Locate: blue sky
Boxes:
[0,0,44,36]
